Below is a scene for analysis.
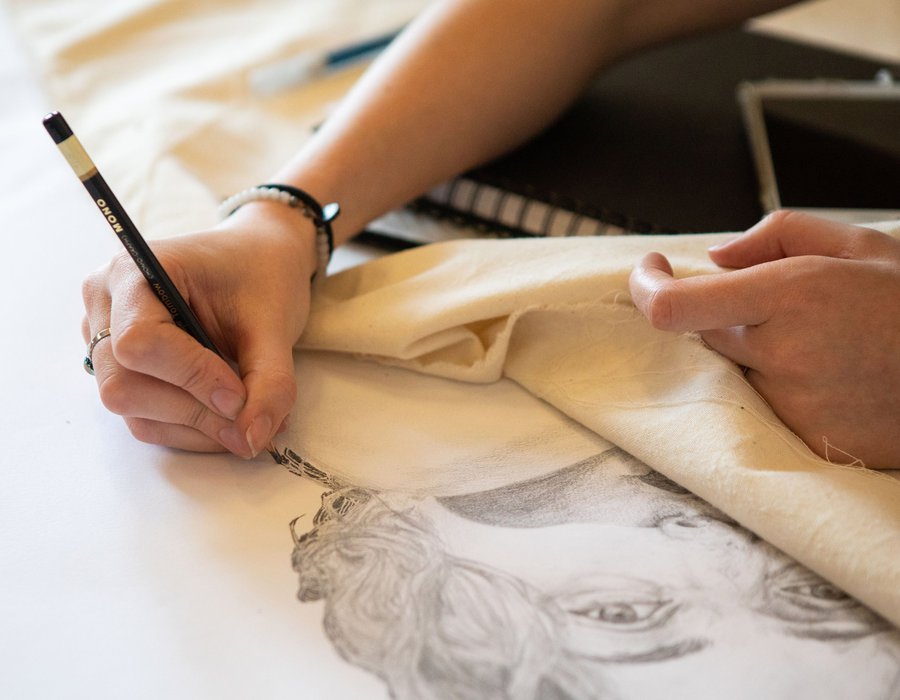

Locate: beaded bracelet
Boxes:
[218,184,340,281]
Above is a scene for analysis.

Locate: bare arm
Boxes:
[279,0,797,243]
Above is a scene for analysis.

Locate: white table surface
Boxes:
[0,7,386,698]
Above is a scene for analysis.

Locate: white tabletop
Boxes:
[0,6,383,697]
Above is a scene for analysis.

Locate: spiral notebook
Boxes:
[365,28,895,245]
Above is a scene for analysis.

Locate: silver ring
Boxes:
[84,328,111,375]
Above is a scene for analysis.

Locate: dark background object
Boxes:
[462,29,898,233]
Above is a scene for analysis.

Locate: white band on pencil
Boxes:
[218,185,340,282]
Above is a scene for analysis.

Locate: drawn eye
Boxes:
[760,564,889,638]
[570,599,673,628]
[781,583,849,603]
[775,578,857,613]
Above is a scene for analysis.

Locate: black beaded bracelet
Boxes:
[218,183,341,281]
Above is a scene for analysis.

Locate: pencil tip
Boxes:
[267,443,285,464]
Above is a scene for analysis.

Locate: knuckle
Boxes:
[180,401,211,433]
[644,286,680,330]
[177,350,220,395]
[112,321,157,369]
[243,366,298,418]
[267,369,298,410]
[81,270,107,309]
[759,209,811,245]
[108,250,136,277]
[762,208,796,231]
[98,373,136,415]
[124,417,163,445]
[844,226,887,258]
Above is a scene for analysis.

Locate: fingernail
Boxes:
[219,426,253,459]
[708,235,740,251]
[211,388,245,420]
[246,415,273,458]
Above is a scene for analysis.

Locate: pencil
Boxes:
[249,28,402,95]
[44,111,283,463]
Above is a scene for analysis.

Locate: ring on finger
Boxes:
[84,328,111,375]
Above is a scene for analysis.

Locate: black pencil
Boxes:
[43,111,222,354]
[44,111,283,462]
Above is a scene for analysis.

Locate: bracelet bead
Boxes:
[218,184,340,282]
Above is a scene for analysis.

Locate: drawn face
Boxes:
[439,447,725,527]
[422,501,900,697]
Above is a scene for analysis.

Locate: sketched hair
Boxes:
[291,489,600,700]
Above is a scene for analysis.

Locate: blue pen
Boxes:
[250,28,402,95]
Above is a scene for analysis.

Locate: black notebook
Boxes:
[366,27,897,244]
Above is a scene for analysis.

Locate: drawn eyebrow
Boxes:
[785,625,889,642]
[634,470,690,495]
[580,638,710,664]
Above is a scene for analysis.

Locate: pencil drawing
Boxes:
[282,447,900,699]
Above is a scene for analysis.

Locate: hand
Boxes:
[628,211,900,468]
[81,201,318,458]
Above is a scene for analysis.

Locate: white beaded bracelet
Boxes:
[218,184,340,282]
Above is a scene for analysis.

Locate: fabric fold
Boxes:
[301,233,900,627]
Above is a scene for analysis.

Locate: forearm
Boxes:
[273,0,796,245]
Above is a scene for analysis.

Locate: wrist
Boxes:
[219,199,320,281]
[218,184,339,282]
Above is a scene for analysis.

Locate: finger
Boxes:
[222,328,298,459]
[708,210,881,269]
[82,268,113,342]
[699,326,759,371]
[84,270,241,451]
[91,336,252,457]
[107,278,248,422]
[629,252,781,332]
[123,417,227,453]
[93,359,236,447]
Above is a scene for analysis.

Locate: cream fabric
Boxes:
[8,0,429,237]
[8,0,899,627]
[301,234,900,626]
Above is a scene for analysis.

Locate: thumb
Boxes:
[708,210,859,269]
[222,327,298,459]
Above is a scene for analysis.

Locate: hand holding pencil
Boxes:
[46,111,316,459]
[79,203,317,457]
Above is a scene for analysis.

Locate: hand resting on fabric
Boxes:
[81,201,317,458]
[629,210,900,468]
